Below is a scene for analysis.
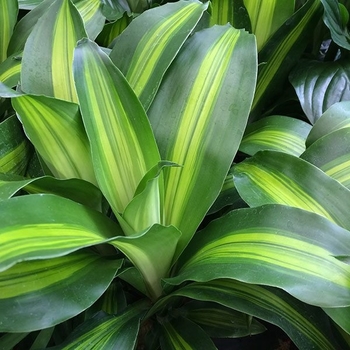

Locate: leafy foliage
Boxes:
[1,0,350,349]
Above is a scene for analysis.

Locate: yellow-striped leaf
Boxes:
[302,127,350,189]
[0,0,18,63]
[148,24,257,258]
[251,0,322,119]
[0,194,122,272]
[209,0,251,31]
[234,151,350,229]
[240,115,311,156]
[73,38,160,216]
[0,173,103,211]
[0,115,31,175]
[244,0,294,50]
[21,0,87,102]
[167,205,350,308]
[9,93,97,184]
[0,52,22,88]
[0,250,122,332]
[110,0,208,110]
[160,317,217,350]
[160,279,344,349]
[56,301,148,349]
[306,101,350,147]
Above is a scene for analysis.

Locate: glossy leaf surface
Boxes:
[0,52,22,88]
[148,24,257,258]
[290,60,350,124]
[168,205,350,308]
[0,250,122,332]
[110,0,208,110]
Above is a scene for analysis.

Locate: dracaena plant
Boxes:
[0,0,350,349]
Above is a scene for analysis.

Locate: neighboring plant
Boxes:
[0,0,350,349]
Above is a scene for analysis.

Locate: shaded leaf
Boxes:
[290,59,350,124]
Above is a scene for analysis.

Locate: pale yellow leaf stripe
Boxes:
[0,140,28,173]
[164,28,240,226]
[182,232,350,288]
[127,2,205,97]
[237,163,334,222]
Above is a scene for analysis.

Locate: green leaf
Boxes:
[251,0,322,118]
[290,59,350,124]
[306,101,350,146]
[54,302,148,349]
[73,0,106,40]
[0,250,122,332]
[324,306,350,335]
[101,0,131,21]
[244,0,295,50]
[148,24,257,259]
[178,301,266,338]
[0,333,29,350]
[0,115,32,175]
[239,115,311,156]
[209,0,251,31]
[0,52,22,88]
[21,0,87,102]
[160,317,217,350]
[73,38,160,215]
[167,205,350,308]
[0,0,18,63]
[110,224,181,300]
[234,151,350,229]
[0,173,103,211]
[320,0,350,50]
[0,194,122,272]
[301,127,350,189]
[9,93,97,185]
[30,327,54,350]
[160,279,343,349]
[110,0,208,110]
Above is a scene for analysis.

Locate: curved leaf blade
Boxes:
[110,0,208,110]
[290,60,350,124]
[306,101,350,146]
[244,0,295,50]
[0,194,122,272]
[55,302,148,350]
[302,127,350,189]
[234,151,350,229]
[73,38,160,215]
[21,0,87,102]
[0,0,18,63]
[0,251,122,332]
[0,173,103,211]
[164,279,343,350]
[168,205,350,308]
[11,94,96,184]
[160,317,216,350]
[0,115,31,175]
[0,52,22,88]
[148,24,257,258]
[239,115,311,156]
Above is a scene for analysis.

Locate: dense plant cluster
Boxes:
[1,0,350,349]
